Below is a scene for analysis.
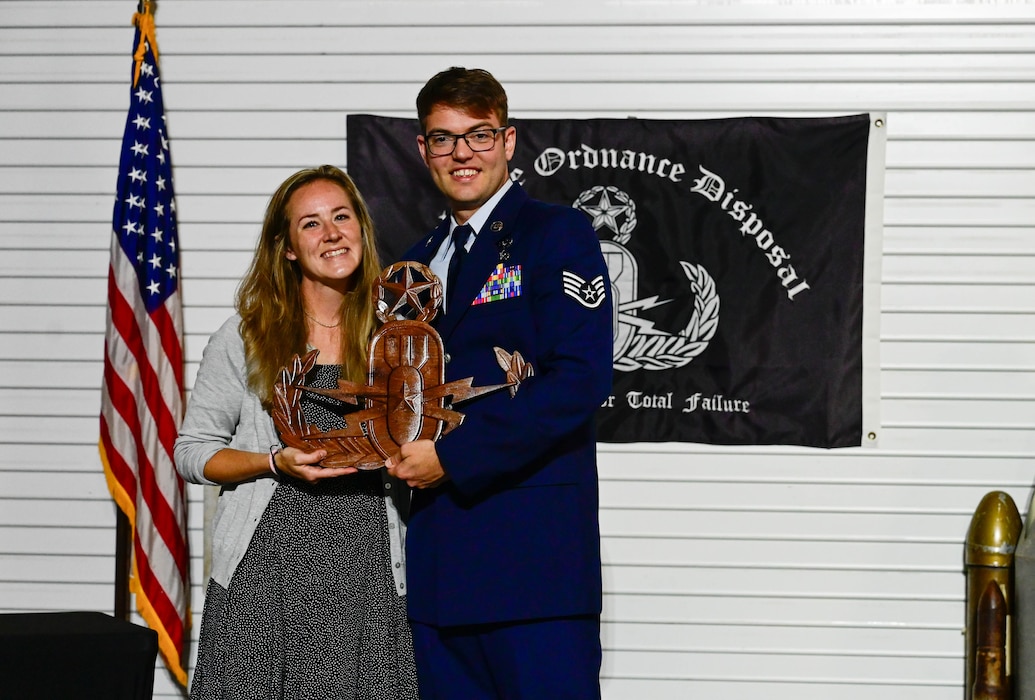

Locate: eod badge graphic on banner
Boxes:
[346,114,884,448]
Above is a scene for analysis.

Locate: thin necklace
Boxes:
[304,309,341,329]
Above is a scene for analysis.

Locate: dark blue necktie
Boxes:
[446,224,473,310]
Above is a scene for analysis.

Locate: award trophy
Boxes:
[271,261,533,468]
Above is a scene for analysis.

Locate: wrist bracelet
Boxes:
[268,445,282,475]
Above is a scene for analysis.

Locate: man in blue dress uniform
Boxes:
[385,66,614,699]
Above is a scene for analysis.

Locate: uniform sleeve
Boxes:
[436,206,613,496]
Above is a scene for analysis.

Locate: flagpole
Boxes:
[114,509,131,620]
[110,0,153,628]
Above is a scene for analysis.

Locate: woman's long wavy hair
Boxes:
[236,165,382,408]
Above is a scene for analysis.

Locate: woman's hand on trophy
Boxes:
[272,445,359,483]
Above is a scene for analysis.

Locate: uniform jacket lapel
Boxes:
[415,222,449,267]
[436,184,529,342]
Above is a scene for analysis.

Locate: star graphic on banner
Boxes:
[135,87,153,104]
[133,115,151,130]
[581,189,631,237]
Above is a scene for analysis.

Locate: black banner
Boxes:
[347,114,882,448]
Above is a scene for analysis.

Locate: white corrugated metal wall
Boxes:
[1,1,1033,698]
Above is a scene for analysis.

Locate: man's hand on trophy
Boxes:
[385,439,449,490]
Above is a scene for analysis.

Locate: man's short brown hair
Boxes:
[416,67,509,133]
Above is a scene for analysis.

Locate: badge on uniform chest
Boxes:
[272,261,533,468]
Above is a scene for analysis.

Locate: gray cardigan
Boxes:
[174,315,406,593]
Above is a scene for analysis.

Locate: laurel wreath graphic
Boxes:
[615,261,719,372]
[271,349,380,468]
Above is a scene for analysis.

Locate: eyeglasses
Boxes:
[423,127,508,156]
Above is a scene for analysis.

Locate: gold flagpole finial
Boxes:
[131,1,159,88]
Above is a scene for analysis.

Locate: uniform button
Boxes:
[395,562,402,569]
[444,353,451,363]
[389,522,396,529]
[384,482,392,489]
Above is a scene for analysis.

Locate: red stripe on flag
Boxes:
[108,278,181,460]
[132,536,186,641]
[99,413,138,504]
[102,313,188,571]
[152,301,184,388]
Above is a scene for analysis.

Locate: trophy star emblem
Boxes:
[379,263,439,320]
[402,389,422,415]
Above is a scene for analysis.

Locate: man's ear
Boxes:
[503,125,517,161]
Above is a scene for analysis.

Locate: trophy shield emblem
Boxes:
[364,319,446,458]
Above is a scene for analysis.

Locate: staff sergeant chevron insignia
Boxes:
[562,270,607,309]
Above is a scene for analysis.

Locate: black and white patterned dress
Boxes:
[190,365,418,700]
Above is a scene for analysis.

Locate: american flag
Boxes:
[99,7,189,687]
